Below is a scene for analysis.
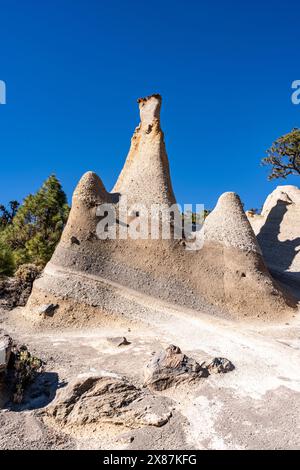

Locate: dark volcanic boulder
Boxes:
[144,345,235,391]
[205,357,235,374]
[144,344,209,391]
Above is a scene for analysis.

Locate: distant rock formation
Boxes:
[26,95,296,323]
[247,185,300,286]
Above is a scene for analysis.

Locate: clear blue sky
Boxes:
[0,0,299,211]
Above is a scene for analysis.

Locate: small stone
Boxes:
[206,357,235,374]
[116,434,135,444]
[106,337,131,347]
[37,304,59,317]
[70,236,80,245]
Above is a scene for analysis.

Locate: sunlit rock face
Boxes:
[113,94,176,209]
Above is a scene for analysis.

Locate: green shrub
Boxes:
[15,263,41,283]
[10,345,45,404]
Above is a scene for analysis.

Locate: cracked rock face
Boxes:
[47,374,172,428]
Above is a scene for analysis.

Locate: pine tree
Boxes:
[0,201,19,228]
[0,175,70,268]
[0,241,15,276]
[262,128,300,180]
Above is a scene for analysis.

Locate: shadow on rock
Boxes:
[7,372,65,412]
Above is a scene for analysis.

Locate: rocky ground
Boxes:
[0,286,300,450]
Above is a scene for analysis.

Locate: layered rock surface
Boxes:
[26,95,296,322]
[47,373,173,428]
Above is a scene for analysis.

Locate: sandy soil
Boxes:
[1,284,300,450]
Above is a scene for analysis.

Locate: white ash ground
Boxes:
[0,297,299,450]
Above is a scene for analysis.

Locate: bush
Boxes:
[15,263,41,283]
[10,345,45,404]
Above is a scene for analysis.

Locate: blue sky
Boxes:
[0,0,299,211]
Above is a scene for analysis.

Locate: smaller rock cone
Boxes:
[72,171,110,207]
[59,171,111,245]
[198,191,295,318]
[203,192,261,253]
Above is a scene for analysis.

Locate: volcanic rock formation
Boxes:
[26,95,295,322]
[247,185,300,286]
[113,94,177,209]
[143,344,234,391]
[144,345,209,391]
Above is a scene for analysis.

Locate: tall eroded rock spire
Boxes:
[113,94,176,208]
